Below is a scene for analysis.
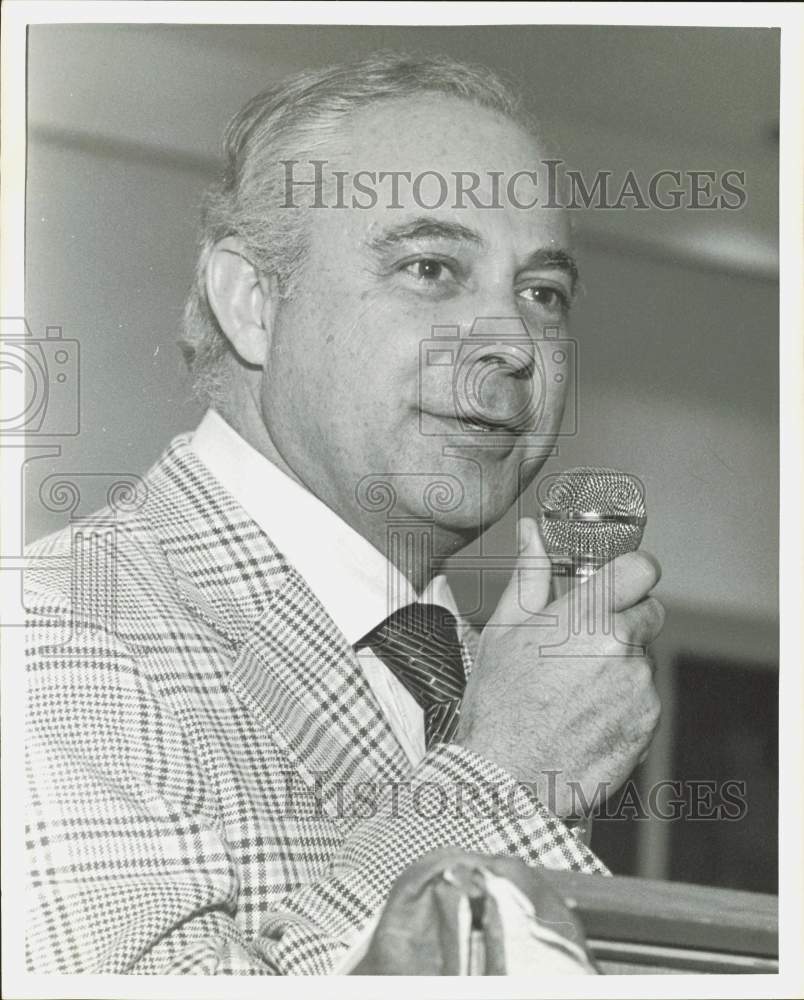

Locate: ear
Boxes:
[205,237,278,367]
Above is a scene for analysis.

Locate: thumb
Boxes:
[487,517,553,627]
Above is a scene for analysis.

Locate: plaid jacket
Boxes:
[25,436,606,975]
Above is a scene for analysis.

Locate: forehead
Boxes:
[309,93,569,252]
[345,94,539,172]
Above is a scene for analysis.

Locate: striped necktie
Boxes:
[355,603,466,749]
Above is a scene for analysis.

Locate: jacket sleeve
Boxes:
[26,597,607,976]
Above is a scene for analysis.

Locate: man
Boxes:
[25,53,663,974]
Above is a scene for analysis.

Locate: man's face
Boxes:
[261,95,574,551]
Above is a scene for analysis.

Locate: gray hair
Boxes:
[180,51,531,410]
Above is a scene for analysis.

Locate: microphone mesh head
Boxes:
[539,466,646,563]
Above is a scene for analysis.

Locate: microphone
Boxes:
[539,466,647,601]
[538,467,647,845]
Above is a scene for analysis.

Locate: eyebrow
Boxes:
[521,248,579,290]
[365,216,579,290]
[366,218,486,254]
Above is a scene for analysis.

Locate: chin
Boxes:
[431,488,518,539]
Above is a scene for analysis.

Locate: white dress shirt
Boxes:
[191,409,464,767]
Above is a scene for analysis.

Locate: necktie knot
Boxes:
[355,603,466,748]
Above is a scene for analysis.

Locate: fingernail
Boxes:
[517,519,531,553]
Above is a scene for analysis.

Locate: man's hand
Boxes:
[350,848,593,975]
[455,518,664,817]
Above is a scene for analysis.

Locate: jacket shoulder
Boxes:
[23,437,194,622]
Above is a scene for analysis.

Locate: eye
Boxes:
[403,258,449,282]
[518,284,570,315]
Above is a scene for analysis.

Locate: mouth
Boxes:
[460,416,517,434]
[423,411,524,436]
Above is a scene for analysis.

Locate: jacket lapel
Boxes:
[229,569,411,803]
[143,436,410,810]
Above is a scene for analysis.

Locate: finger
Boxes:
[381,848,483,908]
[615,596,666,646]
[575,550,662,615]
[487,517,552,627]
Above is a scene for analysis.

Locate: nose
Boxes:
[455,317,538,429]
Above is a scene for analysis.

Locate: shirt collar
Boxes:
[190,410,459,644]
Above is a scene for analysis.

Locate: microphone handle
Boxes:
[549,558,600,602]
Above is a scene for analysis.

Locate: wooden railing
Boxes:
[542,871,778,974]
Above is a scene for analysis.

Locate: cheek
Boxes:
[268,297,418,440]
[270,299,349,390]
